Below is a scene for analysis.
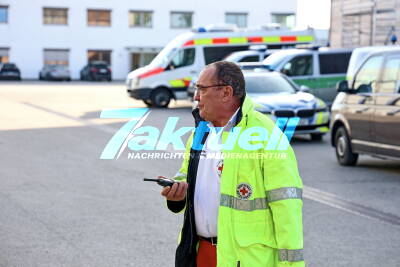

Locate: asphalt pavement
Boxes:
[0,81,399,267]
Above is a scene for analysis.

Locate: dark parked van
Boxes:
[331,48,400,165]
[80,61,112,81]
[0,63,21,80]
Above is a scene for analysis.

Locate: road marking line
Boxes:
[304,185,400,227]
[20,101,176,154]
[21,101,120,135]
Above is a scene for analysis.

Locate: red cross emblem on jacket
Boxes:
[236,183,253,200]
[217,160,224,177]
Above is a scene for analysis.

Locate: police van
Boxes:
[126,26,316,107]
[262,47,353,106]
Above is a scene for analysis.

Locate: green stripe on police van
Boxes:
[292,76,346,89]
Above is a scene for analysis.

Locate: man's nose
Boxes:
[194,90,200,101]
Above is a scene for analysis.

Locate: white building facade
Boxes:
[0,0,296,79]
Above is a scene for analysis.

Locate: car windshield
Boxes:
[3,63,16,69]
[245,74,296,94]
[225,52,256,62]
[346,51,370,81]
[150,44,178,67]
[262,51,290,70]
[93,64,108,68]
[50,65,68,70]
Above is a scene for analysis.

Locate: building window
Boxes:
[87,9,111,27]
[170,12,192,28]
[225,13,247,28]
[0,48,9,63]
[129,11,152,27]
[43,8,68,25]
[43,49,69,65]
[271,13,295,29]
[87,50,111,64]
[131,52,157,70]
[0,6,8,23]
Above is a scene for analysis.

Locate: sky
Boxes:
[297,0,331,29]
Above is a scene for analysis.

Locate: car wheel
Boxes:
[143,99,153,107]
[334,126,358,166]
[311,133,324,141]
[151,88,171,108]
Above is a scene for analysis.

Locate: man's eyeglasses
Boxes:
[194,84,228,93]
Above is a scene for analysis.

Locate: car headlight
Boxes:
[316,106,328,112]
[315,99,328,112]
[127,77,139,88]
[133,77,140,87]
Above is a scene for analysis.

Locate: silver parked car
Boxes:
[39,65,71,81]
[245,71,330,140]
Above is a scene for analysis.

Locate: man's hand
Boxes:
[160,176,188,201]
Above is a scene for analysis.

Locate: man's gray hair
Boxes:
[209,61,245,99]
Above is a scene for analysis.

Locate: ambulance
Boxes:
[126,25,315,107]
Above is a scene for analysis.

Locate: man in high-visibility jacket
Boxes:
[161,61,304,267]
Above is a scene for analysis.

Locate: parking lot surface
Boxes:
[1,81,399,267]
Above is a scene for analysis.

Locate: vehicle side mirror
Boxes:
[166,63,175,70]
[356,84,371,94]
[282,69,292,76]
[336,80,349,93]
[299,85,310,92]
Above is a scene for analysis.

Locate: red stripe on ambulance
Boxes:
[138,67,164,79]
[280,36,297,42]
[248,37,263,43]
[212,38,229,44]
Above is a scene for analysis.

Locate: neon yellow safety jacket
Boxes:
[168,96,304,267]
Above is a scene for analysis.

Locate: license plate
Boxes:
[99,69,107,73]
[299,118,309,125]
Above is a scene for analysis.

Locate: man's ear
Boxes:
[222,86,234,102]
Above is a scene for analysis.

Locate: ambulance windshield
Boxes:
[150,33,193,67]
[150,45,177,67]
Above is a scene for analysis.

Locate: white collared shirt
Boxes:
[194,109,239,237]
